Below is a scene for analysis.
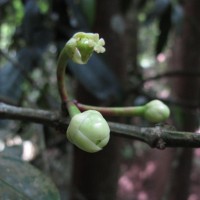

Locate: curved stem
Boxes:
[57,46,80,117]
[57,32,106,105]
[57,46,69,103]
[56,32,106,118]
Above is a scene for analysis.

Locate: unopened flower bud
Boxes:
[67,110,110,153]
[144,100,170,123]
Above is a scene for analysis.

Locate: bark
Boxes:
[148,149,175,200]
[1,102,200,148]
[167,0,200,199]
[71,1,126,199]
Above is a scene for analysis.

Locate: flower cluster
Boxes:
[65,32,105,64]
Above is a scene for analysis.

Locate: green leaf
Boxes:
[0,155,60,200]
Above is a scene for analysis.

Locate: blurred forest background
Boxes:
[0,0,200,200]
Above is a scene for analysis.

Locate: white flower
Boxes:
[65,32,105,64]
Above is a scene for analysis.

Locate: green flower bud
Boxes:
[67,110,110,153]
[144,100,170,123]
[65,32,105,64]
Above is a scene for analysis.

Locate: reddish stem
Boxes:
[74,100,145,117]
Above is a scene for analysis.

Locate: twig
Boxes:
[127,70,200,109]
[0,102,200,149]
[109,122,200,148]
[0,102,66,130]
[138,89,199,109]
[128,70,200,109]
[142,70,200,82]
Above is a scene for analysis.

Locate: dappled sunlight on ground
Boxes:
[188,194,199,200]
[117,153,157,200]
[156,53,166,63]
[117,144,200,200]
[194,148,200,157]
[118,175,134,194]
[137,191,148,200]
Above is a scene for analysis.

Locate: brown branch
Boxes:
[0,102,67,131]
[128,70,200,109]
[138,89,199,109]
[0,102,200,149]
[142,70,200,82]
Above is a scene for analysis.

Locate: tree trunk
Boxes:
[167,1,200,199]
[71,1,126,199]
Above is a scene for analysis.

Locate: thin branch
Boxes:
[0,102,66,131]
[128,70,200,109]
[142,71,200,108]
[138,89,199,109]
[0,102,200,149]
[142,70,200,82]
[109,122,200,148]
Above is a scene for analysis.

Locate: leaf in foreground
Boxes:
[0,155,60,200]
